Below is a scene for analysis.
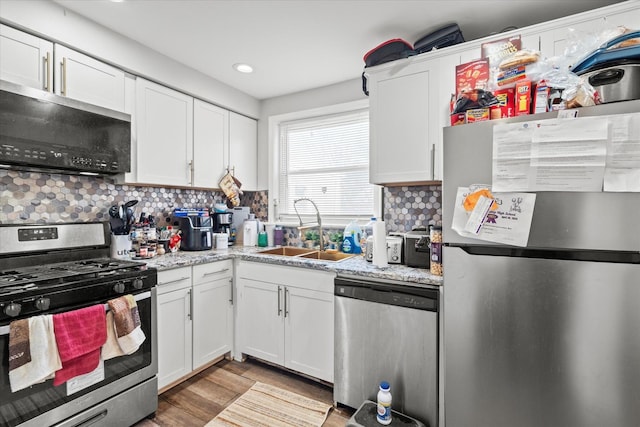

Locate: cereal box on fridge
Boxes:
[456,59,489,96]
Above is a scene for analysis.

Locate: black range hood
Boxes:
[0,80,131,175]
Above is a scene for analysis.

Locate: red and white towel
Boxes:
[52,304,106,386]
[102,295,146,360]
[9,315,62,392]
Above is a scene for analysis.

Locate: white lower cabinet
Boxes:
[156,260,234,390]
[283,285,334,381]
[156,267,192,390]
[236,261,335,383]
[192,261,234,369]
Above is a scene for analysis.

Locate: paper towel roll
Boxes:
[372,220,388,268]
[264,223,276,247]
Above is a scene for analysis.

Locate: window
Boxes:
[276,108,375,223]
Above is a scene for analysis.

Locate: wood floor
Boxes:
[135,358,355,427]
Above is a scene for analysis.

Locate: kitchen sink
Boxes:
[255,247,354,262]
[256,247,315,256]
[299,251,355,261]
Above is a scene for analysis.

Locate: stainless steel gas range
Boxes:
[0,222,158,427]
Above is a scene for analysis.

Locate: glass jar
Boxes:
[429,225,443,276]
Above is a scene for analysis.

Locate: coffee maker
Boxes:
[212,211,234,245]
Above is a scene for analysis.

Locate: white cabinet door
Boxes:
[0,24,53,91]
[157,287,192,390]
[228,112,258,191]
[236,261,335,380]
[237,278,284,365]
[539,5,640,60]
[284,286,334,382]
[192,261,234,369]
[135,78,193,186]
[369,58,438,184]
[193,99,228,188]
[53,45,125,112]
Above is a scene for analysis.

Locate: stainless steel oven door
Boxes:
[0,289,157,427]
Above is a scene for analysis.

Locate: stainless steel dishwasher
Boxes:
[334,275,439,426]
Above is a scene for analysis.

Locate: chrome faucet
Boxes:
[293,198,324,251]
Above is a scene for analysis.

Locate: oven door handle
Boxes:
[102,291,151,311]
[0,291,152,336]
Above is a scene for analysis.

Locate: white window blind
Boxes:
[278,109,373,219]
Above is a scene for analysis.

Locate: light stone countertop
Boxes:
[142,246,443,287]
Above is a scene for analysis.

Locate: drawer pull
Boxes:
[158,276,190,286]
[202,268,229,277]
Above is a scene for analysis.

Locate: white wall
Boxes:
[257,77,368,190]
[0,0,260,117]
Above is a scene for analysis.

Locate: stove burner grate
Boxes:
[0,258,147,292]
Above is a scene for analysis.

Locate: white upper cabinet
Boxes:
[368,56,440,185]
[193,99,229,188]
[132,81,256,189]
[135,77,193,186]
[539,4,640,59]
[229,112,258,191]
[0,24,53,91]
[53,45,125,112]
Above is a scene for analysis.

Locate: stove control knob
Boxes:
[35,297,51,311]
[4,302,21,317]
[132,278,144,290]
[113,282,126,294]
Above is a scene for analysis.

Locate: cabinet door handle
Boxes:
[158,276,190,286]
[187,289,193,320]
[61,57,67,96]
[430,144,435,180]
[203,268,229,277]
[44,52,51,92]
[277,286,282,316]
[284,287,289,318]
[229,278,233,304]
[188,160,194,185]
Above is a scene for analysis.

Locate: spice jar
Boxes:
[429,225,443,276]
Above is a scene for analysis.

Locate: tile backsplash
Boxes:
[1,170,442,238]
[384,184,441,232]
[278,184,442,247]
[0,170,269,225]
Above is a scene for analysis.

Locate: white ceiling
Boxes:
[54,0,625,100]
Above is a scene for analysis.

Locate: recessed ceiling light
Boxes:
[233,63,253,74]
[110,0,125,3]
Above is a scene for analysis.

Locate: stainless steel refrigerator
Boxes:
[442,100,640,427]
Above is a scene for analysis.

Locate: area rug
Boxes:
[205,382,332,427]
